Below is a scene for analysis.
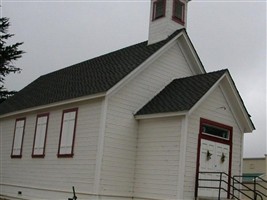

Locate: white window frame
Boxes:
[32,113,49,157]
[11,118,26,158]
[58,108,78,157]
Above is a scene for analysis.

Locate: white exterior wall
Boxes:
[134,117,182,200]
[183,86,244,199]
[101,42,194,197]
[0,99,102,200]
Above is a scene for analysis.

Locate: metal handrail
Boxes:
[233,175,267,199]
[231,174,263,200]
[197,171,265,200]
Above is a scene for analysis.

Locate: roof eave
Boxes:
[181,30,206,74]
[0,92,106,119]
[222,72,255,133]
[135,111,188,120]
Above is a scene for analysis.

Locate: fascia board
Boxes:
[218,83,244,134]
[222,74,255,132]
[0,92,106,119]
[178,33,206,74]
[135,111,187,120]
[106,32,184,98]
[187,73,243,132]
[188,73,254,133]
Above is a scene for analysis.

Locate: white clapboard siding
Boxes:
[101,42,194,196]
[183,86,243,199]
[134,117,182,200]
[0,99,102,200]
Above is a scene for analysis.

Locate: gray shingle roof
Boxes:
[0,30,184,115]
[136,70,227,115]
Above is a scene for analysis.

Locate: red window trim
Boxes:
[11,117,26,158]
[57,108,78,158]
[195,118,233,198]
[172,0,185,25]
[32,113,49,158]
[152,0,166,21]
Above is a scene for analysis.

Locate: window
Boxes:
[202,124,229,140]
[152,0,166,20]
[32,113,49,157]
[58,108,78,157]
[11,118,26,158]
[200,118,232,141]
[172,0,185,24]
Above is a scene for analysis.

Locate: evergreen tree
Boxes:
[0,17,24,102]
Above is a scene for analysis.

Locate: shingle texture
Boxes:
[136,70,227,115]
[0,30,184,115]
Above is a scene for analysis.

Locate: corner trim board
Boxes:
[177,114,189,198]
[93,97,108,194]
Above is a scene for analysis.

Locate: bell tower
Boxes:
[148,0,190,45]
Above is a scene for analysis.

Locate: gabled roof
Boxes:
[0,29,186,116]
[136,69,255,132]
[136,70,227,115]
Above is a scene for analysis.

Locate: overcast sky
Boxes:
[1,0,266,158]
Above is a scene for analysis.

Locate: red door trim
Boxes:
[195,118,233,198]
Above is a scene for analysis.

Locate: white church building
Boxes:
[0,0,255,199]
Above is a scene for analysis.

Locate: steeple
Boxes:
[148,0,190,45]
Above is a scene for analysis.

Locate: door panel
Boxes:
[198,139,230,197]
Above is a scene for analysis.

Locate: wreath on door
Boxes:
[206,150,212,161]
[221,153,226,163]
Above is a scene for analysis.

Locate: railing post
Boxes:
[253,177,256,200]
[195,172,199,200]
[232,176,235,199]
[218,172,222,200]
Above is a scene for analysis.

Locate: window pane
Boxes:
[66,120,75,147]
[60,120,74,155]
[61,122,69,147]
[14,127,23,149]
[59,110,77,155]
[34,124,45,153]
[154,0,165,19]
[12,119,25,156]
[203,125,229,139]
[33,115,48,155]
[174,1,184,21]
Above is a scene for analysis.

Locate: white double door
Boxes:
[198,139,230,198]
